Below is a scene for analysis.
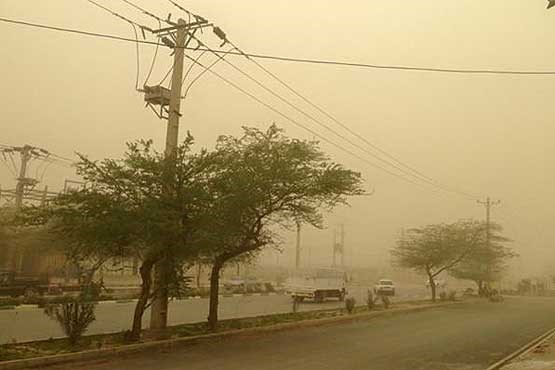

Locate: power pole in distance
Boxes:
[332,229,337,267]
[477,197,501,248]
[340,224,345,268]
[295,221,301,270]
[15,145,33,210]
[477,196,500,291]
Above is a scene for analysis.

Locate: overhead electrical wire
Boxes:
[0,16,480,199]
[225,41,480,199]
[2,17,555,76]
[85,1,145,91]
[143,20,162,87]
[119,0,170,25]
[85,0,143,28]
[181,46,236,99]
[181,53,455,196]
[189,35,477,199]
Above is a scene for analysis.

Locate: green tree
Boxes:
[449,223,514,296]
[202,125,364,330]
[392,220,487,301]
[26,138,214,340]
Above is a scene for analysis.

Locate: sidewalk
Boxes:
[503,333,555,370]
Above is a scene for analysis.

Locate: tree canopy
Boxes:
[449,222,515,295]
[392,220,489,301]
[201,124,365,329]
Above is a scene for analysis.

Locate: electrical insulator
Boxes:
[213,26,227,41]
[161,36,175,49]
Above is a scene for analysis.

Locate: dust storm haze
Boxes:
[1,0,554,278]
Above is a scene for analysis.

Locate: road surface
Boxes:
[50,297,555,370]
[0,284,428,344]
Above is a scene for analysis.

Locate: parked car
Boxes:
[373,279,395,296]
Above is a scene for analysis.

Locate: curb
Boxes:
[484,327,555,370]
[3,293,286,312]
[0,301,460,370]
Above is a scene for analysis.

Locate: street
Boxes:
[49,297,555,370]
[0,284,428,344]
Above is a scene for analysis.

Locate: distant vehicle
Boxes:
[286,268,346,303]
[374,279,396,296]
[0,269,51,297]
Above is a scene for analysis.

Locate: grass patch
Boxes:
[0,299,445,363]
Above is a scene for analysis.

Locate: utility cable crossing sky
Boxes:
[2,2,538,201]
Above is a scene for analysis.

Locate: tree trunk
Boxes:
[427,273,437,302]
[149,259,169,331]
[477,280,484,297]
[130,259,154,340]
[207,260,223,331]
[196,263,202,289]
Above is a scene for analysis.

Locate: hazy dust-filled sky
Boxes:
[1,0,554,276]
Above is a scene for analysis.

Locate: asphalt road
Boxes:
[50,297,555,370]
[0,284,428,344]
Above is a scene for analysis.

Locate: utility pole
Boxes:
[332,229,337,267]
[15,145,32,210]
[150,19,188,331]
[340,224,345,268]
[477,197,500,293]
[295,221,301,269]
[477,197,501,248]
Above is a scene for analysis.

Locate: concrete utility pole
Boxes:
[340,224,345,268]
[15,145,32,210]
[150,18,188,331]
[332,229,337,267]
[295,221,301,269]
[477,197,501,248]
[477,197,500,291]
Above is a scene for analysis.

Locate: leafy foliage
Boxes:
[26,137,215,339]
[449,222,515,294]
[202,125,365,329]
[392,220,488,301]
[44,301,96,346]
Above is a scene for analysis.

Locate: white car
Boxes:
[373,279,395,296]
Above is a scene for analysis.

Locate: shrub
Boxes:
[381,296,390,309]
[43,280,101,346]
[367,291,375,310]
[0,297,19,308]
[345,297,356,314]
[439,292,447,301]
[448,291,457,301]
[44,300,96,345]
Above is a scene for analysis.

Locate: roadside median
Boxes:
[0,298,467,370]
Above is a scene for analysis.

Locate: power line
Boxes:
[192,35,477,198]
[85,0,145,90]
[181,46,236,99]
[2,17,555,76]
[0,16,479,198]
[227,41,480,199]
[181,53,461,195]
[85,0,144,28]
[119,0,169,25]
[143,20,162,87]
